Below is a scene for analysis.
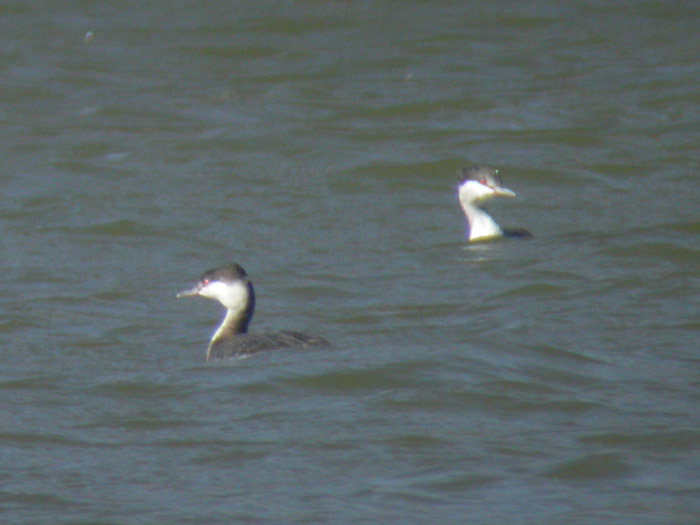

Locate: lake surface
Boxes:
[2,1,700,522]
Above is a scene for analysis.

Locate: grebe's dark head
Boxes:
[177,263,254,317]
[458,165,516,206]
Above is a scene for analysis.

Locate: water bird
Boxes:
[177,264,330,360]
[458,165,532,242]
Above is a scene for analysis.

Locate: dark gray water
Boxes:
[2,1,700,522]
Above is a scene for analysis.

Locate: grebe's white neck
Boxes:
[204,279,253,346]
[459,195,504,241]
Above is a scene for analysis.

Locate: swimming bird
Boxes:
[458,165,532,242]
[177,264,329,360]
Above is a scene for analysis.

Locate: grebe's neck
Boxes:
[206,281,255,360]
[460,200,503,241]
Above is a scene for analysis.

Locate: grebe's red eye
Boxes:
[202,278,210,285]
[479,178,487,185]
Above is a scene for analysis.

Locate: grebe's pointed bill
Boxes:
[493,185,516,198]
[176,284,202,298]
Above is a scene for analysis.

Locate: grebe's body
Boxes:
[177,264,329,361]
[458,165,532,242]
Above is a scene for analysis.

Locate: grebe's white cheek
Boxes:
[460,179,494,204]
[198,281,229,301]
[220,281,249,311]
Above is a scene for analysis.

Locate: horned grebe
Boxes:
[458,165,532,242]
[177,264,329,361]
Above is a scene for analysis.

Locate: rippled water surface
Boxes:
[2,1,700,522]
